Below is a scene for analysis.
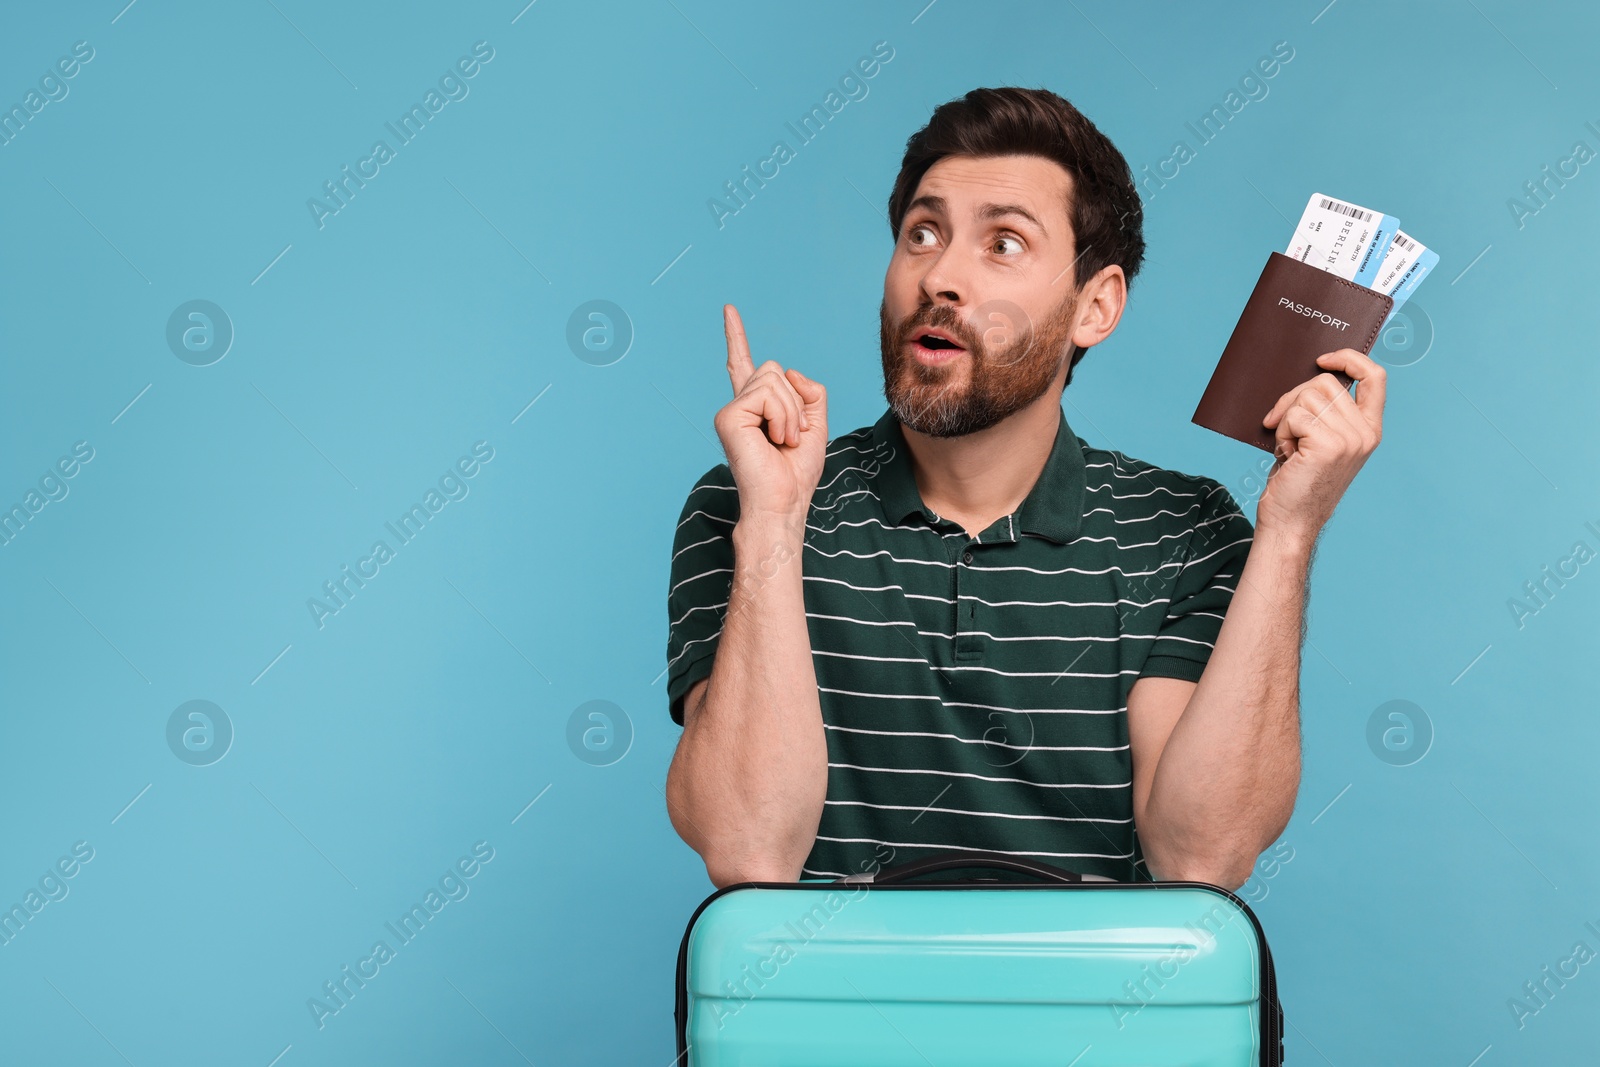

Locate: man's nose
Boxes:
[918,249,969,307]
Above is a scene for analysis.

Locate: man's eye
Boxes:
[907,224,937,247]
[994,235,1023,255]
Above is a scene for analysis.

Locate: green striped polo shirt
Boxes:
[665,404,1254,883]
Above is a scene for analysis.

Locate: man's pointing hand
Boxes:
[713,304,829,526]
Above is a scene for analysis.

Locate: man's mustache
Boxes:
[898,307,981,352]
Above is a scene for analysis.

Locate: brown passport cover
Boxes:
[1192,251,1393,453]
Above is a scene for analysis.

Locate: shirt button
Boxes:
[962,550,973,564]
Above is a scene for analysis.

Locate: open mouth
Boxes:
[911,331,967,355]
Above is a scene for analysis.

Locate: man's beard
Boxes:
[879,288,1079,438]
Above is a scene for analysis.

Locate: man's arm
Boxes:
[1130,346,1385,889]
[664,305,832,889]
[1128,526,1311,889]
[665,515,828,887]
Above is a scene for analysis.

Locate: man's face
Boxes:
[880,153,1084,438]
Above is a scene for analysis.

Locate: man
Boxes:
[663,87,1384,889]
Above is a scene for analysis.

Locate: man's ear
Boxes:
[1070,263,1128,351]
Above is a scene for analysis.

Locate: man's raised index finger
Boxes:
[724,304,755,396]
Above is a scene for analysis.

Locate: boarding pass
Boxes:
[1285,193,1439,317]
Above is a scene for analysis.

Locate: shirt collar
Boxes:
[866,405,1088,545]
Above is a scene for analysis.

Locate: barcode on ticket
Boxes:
[1318,196,1372,222]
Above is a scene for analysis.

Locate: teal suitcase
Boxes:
[675,851,1283,1066]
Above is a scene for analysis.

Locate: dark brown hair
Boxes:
[887,87,1146,379]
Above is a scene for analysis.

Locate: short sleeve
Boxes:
[1139,480,1254,683]
[665,463,741,726]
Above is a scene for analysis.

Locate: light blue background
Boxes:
[1,1,1595,1063]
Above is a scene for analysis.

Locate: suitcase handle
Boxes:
[839,850,1112,885]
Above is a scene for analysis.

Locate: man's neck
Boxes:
[899,387,1064,536]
